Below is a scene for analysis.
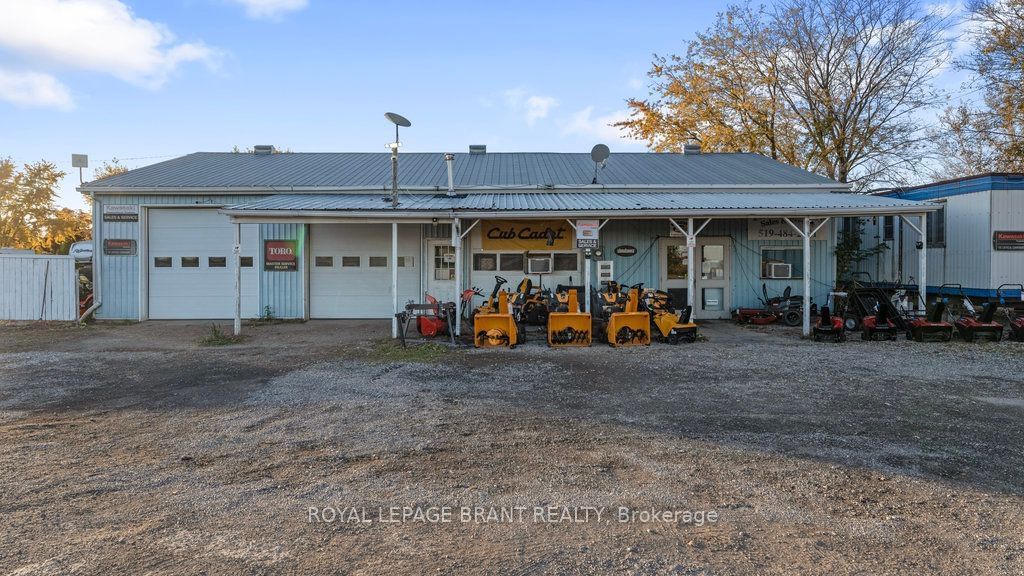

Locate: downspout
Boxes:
[79,191,102,322]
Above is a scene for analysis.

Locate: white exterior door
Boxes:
[695,238,731,319]
[309,223,419,318]
[659,237,689,309]
[426,240,455,301]
[148,208,258,319]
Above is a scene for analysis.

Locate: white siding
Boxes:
[0,255,78,321]
[991,189,1024,287]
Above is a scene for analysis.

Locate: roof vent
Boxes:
[682,143,701,155]
[253,145,275,155]
[469,144,486,155]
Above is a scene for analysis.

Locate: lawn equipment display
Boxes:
[605,285,650,347]
[838,274,909,333]
[509,277,551,326]
[642,289,698,344]
[395,294,456,347]
[997,284,1024,342]
[906,290,954,343]
[733,284,806,327]
[547,289,592,347]
[949,284,1003,343]
[812,292,847,342]
[474,290,519,348]
[860,297,899,341]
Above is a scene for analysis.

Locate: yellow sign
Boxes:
[480,220,574,251]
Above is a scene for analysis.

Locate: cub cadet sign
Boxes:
[480,220,573,251]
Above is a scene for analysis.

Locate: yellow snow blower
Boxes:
[605,286,650,347]
[474,290,519,348]
[547,289,591,347]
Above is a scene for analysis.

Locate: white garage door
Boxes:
[148,209,259,319]
[309,223,420,318]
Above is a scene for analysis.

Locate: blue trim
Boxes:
[883,174,1024,201]
[927,285,1022,300]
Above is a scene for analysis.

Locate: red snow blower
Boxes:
[812,293,846,342]
[906,288,954,343]
[861,298,899,341]
[950,284,1003,343]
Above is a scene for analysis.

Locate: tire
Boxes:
[783,311,801,327]
[844,314,860,332]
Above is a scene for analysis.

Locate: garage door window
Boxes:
[181,257,199,268]
[208,257,226,268]
[315,256,333,267]
[397,256,413,267]
[342,256,360,267]
[553,253,578,271]
[153,257,172,268]
[369,256,387,267]
[240,256,253,267]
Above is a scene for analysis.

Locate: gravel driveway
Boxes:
[1,320,1022,574]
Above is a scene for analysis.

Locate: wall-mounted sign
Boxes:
[614,245,637,257]
[748,218,827,241]
[264,239,298,271]
[103,239,136,255]
[102,204,139,222]
[993,230,1024,251]
[480,220,573,251]
[576,219,600,249]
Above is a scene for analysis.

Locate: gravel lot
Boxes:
[1,319,1023,574]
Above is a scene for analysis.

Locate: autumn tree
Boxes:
[0,158,91,254]
[619,0,950,188]
[93,157,129,180]
[933,0,1024,176]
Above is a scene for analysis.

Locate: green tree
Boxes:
[0,158,91,254]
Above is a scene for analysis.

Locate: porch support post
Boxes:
[802,217,811,337]
[919,212,927,311]
[453,218,462,337]
[392,222,399,339]
[233,222,241,336]
[687,218,696,316]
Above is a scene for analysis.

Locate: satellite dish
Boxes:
[590,144,610,163]
[385,112,412,127]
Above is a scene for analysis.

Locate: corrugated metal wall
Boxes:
[260,223,305,318]
[991,189,1024,287]
[0,255,78,321]
[597,218,836,310]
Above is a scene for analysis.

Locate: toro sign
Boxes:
[264,240,298,271]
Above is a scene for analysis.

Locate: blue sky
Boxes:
[0,0,734,210]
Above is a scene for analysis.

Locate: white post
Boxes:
[233,222,241,336]
[583,249,591,313]
[453,218,462,336]
[803,217,811,337]
[687,217,696,317]
[392,222,399,338]
[919,212,927,311]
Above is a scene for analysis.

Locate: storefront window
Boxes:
[666,245,688,279]
[499,253,524,272]
[473,253,497,271]
[701,245,724,280]
[553,253,578,271]
[760,248,803,278]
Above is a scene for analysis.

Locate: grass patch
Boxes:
[363,339,453,363]
[198,323,246,346]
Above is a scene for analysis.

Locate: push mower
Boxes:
[642,289,698,344]
[812,293,846,343]
[948,284,1003,343]
[997,284,1024,342]
[906,288,954,342]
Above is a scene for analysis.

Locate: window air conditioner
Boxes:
[527,256,552,274]
[767,263,792,279]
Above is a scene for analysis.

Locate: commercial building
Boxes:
[857,173,1024,298]
[78,146,938,335]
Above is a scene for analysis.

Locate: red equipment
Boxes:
[416,293,450,337]
[861,301,898,341]
[906,300,953,342]
[998,284,1024,342]
[812,305,846,342]
[955,301,1003,342]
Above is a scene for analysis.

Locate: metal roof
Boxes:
[81,151,842,191]
[221,191,936,219]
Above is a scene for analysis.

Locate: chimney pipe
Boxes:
[444,153,455,196]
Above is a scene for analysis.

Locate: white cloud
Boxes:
[560,106,634,141]
[502,88,558,126]
[0,0,219,90]
[0,67,73,110]
[227,0,308,19]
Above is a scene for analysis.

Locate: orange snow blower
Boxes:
[547,289,591,347]
[474,290,519,348]
[606,285,650,347]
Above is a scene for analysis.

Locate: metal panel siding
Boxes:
[589,218,835,310]
[990,189,1024,286]
[0,255,78,321]
[260,223,305,319]
[94,194,270,319]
